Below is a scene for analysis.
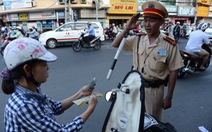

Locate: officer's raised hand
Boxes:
[125,12,141,32]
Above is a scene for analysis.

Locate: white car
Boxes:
[205,26,212,42]
[39,21,105,48]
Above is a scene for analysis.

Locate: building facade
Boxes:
[0,0,110,32]
[0,0,211,32]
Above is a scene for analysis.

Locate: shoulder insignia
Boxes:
[163,36,177,46]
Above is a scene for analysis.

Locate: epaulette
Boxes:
[163,36,177,46]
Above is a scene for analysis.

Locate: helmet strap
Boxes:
[22,63,41,87]
[26,75,40,87]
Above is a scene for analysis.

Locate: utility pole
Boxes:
[96,0,98,22]
[93,0,99,22]
[65,0,71,23]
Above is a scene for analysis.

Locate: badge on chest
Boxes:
[157,49,167,56]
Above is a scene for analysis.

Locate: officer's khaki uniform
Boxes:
[122,33,184,120]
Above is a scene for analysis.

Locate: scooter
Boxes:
[103,70,177,132]
[72,32,101,52]
[177,44,212,78]
[0,36,16,56]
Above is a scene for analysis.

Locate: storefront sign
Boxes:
[9,14,19,21]
[3,0,32,10]
[196,5,209,17]
[19,13,28,20]
[197,0,210,5]
[108,0,137,14]
[29,11,56,20]
[80,10,106,18]
[178,6,196,16]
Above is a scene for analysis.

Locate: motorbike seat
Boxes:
[182,50,200,58]
[90,36,100,44]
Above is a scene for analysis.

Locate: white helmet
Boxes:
[198,22,210,31]
[3,37,57,70]
[16,26,22,30]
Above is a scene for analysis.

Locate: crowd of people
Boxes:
[161,21,197,42]
[0,25,40,42]
[104,19,198,43]
[104,22,146,40]
[0,25,40,54]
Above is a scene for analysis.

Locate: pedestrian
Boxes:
[112,0,184,121]
[1,37,98,131]
[167,21,174,38]
[173,21,181,42]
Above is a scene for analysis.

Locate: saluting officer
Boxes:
[112,0,184,121]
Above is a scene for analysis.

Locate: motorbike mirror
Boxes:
[105,91,116,102]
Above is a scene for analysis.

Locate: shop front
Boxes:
[107,0,137,27]
[2,10,65,32]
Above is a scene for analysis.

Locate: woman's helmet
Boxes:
[3,37,57,70]
[197,22,210,31]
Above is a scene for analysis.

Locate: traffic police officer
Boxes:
[112,0,184,121]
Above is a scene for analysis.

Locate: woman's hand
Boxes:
[88,94,98,108]
[78,85,95,98]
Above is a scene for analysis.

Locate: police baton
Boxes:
[106,38,126,80]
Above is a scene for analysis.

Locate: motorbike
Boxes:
[72,32,101,52]
[103,70,177,132]
[0,36,16,56]
[177,44,212,78]
[104,90,177,132]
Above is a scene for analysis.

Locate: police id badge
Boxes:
[157,49,167,56]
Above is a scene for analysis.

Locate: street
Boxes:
[0,38,212,132]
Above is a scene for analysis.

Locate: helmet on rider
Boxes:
[16,26,22,30]
[197,22,210,31]
[3,37,57,70]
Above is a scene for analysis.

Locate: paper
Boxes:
[73,93,103,107]
[198,126,209,132]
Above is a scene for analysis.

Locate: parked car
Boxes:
[205,26,212,42]
[39,21,105,48]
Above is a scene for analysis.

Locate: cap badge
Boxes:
[148,2,155,8]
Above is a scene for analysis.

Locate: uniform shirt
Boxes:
[123,33,184,81]
[4,85,83,132]
[185,30,210,52]
[86,26,95,36]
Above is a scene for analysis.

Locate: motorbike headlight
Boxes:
[183,53,188,58]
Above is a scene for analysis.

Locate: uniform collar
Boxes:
[145,32,164,48]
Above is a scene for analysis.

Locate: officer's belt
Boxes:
[143,79,166,88]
